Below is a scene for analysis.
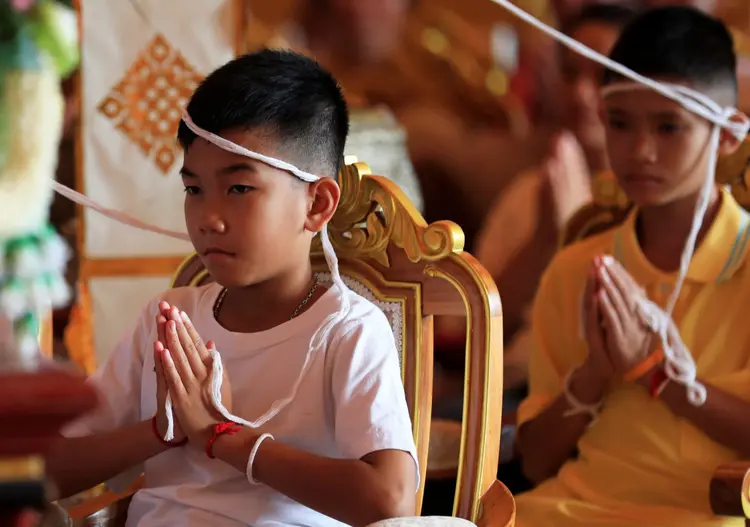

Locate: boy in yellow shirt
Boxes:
[515,6,750,526]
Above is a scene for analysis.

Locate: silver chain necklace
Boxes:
[213,279,319,321]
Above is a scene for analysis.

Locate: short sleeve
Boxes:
[329,310,418,479]
[516,262,568,426]
[63,301,155,438]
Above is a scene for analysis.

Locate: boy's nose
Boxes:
[632,131,658,164]
[199,213,227,234]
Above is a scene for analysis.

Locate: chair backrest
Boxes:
[171,159,504,522]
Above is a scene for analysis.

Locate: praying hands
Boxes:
[591,256,661,383]
[154,302,233,449]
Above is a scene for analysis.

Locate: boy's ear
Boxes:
[718,114,748,157]
[304,177,340,233]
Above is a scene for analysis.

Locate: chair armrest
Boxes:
[710,461,750,518]
[65,475,143,526]
[476,480,515,527]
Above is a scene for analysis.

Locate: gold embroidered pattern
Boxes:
[97,34,203,174]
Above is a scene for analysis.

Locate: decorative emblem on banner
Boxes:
[97,34,203,174]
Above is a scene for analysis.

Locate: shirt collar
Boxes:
[613,187,750,285]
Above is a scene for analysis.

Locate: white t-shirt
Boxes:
[66,283,418,526]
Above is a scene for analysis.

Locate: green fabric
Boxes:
[27,1,79,78]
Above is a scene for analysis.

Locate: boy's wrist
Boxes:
[575,362,611,403]
[150,415,187,448]
[209,428,265,476]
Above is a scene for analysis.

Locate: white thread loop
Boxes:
[562,368,603,422]
[246,433,274,485]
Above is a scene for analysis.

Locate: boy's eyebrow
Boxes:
[218,162,258,176]
[605,107,627,115]
[179,163,257,179]
[180,166,197,178]
[653,110,682,120]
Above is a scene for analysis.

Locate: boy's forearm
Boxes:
[518,365,607,483]
[660,378,750,458]
[46,419,169,499]
[213,430,413,526]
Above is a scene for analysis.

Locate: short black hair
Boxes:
[177,49,349,177]
[561,3,639,36]
[603,6,738,103]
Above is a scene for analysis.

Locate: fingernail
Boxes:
[181,311,190,324]
[602,254,615,266]
[171,309,181,322]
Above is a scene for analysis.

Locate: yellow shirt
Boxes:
[515,188,750,527]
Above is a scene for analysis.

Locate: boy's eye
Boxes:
[657,122,681,134]
[606,117,628,130]
[183,186,200,195]
[229,185,254,194]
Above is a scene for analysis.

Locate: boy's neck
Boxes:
[217,264,323,334]
[636,186,721,273]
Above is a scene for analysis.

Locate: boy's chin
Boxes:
[619,183,672,208]
[208,270,256,289]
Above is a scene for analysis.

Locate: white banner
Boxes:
[81,0,236,258]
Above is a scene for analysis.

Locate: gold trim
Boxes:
[453,253,502,521]
[426,264,492,521]
[0,456,44,482]
[315,162,464,267]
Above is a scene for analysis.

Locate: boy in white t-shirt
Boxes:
[47,50,418,527]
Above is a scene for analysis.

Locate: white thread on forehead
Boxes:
[181,112,320,182]
[159,112,352,440]
[489,0,750,406]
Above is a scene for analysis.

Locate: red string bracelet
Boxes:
[649,368,669,399]
[206,422,242,459]
[151,416,187,447]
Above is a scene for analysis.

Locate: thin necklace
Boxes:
[213,278,319,321]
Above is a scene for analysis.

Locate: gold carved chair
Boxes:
[65,158,514,526]
[559,145,750,525]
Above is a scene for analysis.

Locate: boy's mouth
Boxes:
[203,247,236,257]
[624,174,662,185]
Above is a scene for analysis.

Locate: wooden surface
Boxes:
[710,461,750,519]
[476,480,516,527]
